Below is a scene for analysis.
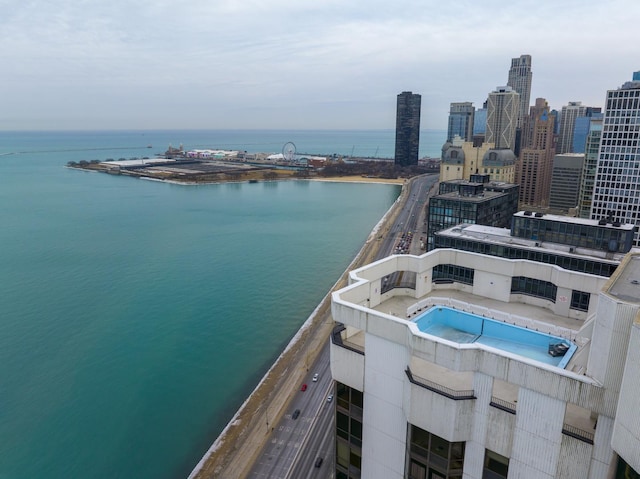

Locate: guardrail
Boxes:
[405,368,475,400]
[562,423,595,444]
[489,396,517,414]
[331,324,365,355]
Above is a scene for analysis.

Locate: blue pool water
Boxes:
[415,307,576,368]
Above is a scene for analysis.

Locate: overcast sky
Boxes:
[2,0,638,131]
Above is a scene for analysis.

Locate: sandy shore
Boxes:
[188,176,411,479]
[310,176,406,185]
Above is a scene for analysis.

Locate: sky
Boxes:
[2,0,639,131]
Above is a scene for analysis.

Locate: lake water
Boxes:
[0,129,444,478]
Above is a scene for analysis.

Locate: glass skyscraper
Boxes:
[447,102,475,142]
[394,91,421,167]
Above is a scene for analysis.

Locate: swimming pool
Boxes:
[415,306,576,368]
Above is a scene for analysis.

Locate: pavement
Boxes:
[188,176,417,479]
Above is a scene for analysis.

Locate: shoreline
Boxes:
[65,166,407,186]
[188,176,411,479]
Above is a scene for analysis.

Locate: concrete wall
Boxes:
[361,333,409,479]
[612,317,640,472]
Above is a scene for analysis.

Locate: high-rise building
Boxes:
[590,73,640,245]
[549,153,585,213]
[486,86,519,150]
[517,105,556,207]
[507,54,533,129]
[577,116,604,218]
[426,176,518,250]
[557,102,588,154]
[331,247,640,479]
[473,102,488,137]
[521,98,550,150]
[447,102,475,142]
[435,211,634,278]
[572,109,602,153]
[394,91,421,167]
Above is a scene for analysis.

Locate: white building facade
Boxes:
[590,73,640,246]
[330,249,640,479]
[486,87,520,151]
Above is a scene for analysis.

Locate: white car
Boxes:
[312,373,319,382]
[327,394,333,403]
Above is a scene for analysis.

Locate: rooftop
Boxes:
[436,223,628,263]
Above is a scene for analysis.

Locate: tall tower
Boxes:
[521,98,550,150]
[517,104,556,207]
[557,101,588,153]
[507,54,532,128]
[577,115,603,218]
[590,73,640,245]
[486,86,519,150]
[394,91,421,167]
[447,102,475,142]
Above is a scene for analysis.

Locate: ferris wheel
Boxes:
[282,142,297,162]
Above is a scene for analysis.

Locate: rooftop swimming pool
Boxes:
[415,306,576,368]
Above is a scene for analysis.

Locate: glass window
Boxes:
[483,449,509,479]
[336,440,350,468]
[407,425,465,478]
[511,276,557,302]
[571,290,591,312]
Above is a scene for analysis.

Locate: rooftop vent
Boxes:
[524,211,532,216]
[612,221,621,227]
[598,219,607,225]
[535,212,543,218]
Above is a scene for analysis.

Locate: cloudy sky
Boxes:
[2,0,638,131]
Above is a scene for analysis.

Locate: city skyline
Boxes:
[2,0,639,131]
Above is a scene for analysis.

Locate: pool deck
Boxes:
[340,288,597,433]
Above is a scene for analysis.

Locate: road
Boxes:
[247,346,334,478]
[246,174,439,478]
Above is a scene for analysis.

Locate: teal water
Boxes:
[0,130,443,479]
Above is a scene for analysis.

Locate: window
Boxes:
[483,450,509,479]
[406,425,465,478]
[571,290,591,312]
[511,276,557,302]
[433,264,475,285]
[335,382,364,478]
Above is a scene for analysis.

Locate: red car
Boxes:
[301,383,308,392]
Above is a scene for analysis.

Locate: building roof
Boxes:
[514,211,636,231]
[482,149,516,165]
[436,223,629,263]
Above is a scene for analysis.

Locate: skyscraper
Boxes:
[590,73,640,245]
[507,54,532,128]
[577,115,603,218]
[446,102,475,142]
[486,86,519,150]
[571,108,602,153]
[517,103,556,207]
[548,153,585,213]
[394,91,421,167]
[557,101,588,154]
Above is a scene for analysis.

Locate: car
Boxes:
[292,409,300,420]
[327,394,333,403]
[301,383,307,391]
[314,457,323,468]
[312,373,319,382]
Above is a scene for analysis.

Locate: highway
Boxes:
[246,174,439,478]
[248,346,334,478]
